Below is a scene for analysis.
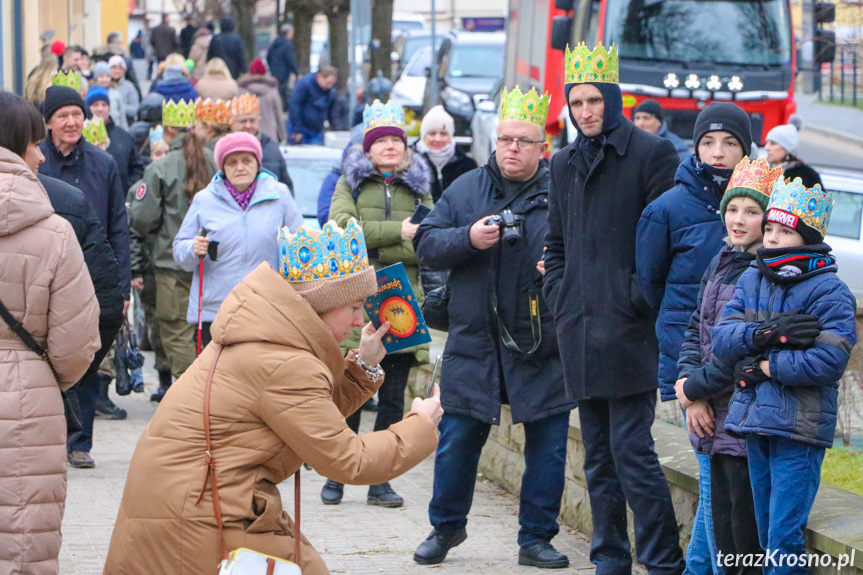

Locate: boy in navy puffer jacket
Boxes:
[713,177,857,575]
[676,157,783,575]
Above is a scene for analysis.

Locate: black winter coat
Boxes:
[38,175,125,371]
[543,118,679,400]
[412,146,478,203]
[260,133,293,193]
[208,33,247,79]
[106,120,145,192]
[266,36,298,84]
[38,136,131,300]
[414,154,576,424]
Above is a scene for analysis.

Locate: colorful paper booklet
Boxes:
[366,263,432,353]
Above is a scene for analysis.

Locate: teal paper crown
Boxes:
[768,177,834,238]
[149,125,166,149]
[363,99,405,135]
[279,218,370,283]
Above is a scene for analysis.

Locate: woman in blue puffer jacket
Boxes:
[174,132,303,348]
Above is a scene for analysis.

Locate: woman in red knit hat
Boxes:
[237,58,287,143]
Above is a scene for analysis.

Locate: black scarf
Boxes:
[700,163,734,201]
[756,243,837,285]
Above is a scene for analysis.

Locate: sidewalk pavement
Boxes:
[795,91,863,145]
[58,352,596,574]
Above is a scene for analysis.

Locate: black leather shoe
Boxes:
[413,528,467,565]
[320,480,343,505]
[518,541,570,569]
[367,482,403,507]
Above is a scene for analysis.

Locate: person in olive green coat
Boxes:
[127,121,217,396]
[326,100,432,508]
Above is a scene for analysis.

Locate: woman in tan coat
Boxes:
[104,219,442,575]
[195,57,240,101]
[0,91,101,574]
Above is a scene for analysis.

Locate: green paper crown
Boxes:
[162,99,196,128]
[499,86,551,128]
[565,42,619,84]
[51,70,82,92]
[82,117,109,146]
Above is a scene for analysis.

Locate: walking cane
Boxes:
[196,228,208,357]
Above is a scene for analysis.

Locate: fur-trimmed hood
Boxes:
[342,145,431,198]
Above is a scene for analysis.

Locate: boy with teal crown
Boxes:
[713,178,857,575]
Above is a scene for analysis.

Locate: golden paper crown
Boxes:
[162,99,196,128]
[51,70,82,92]
[195,97,232,125]
[279,218,370,283]
[82,117,109,147]
[363,99,406,134]
[499,86,551,127]
[565,43,619,84]
[231,93,260,117]
[767,178,834,238]
[726,156,784,201]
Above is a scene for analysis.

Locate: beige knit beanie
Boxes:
[278,219,377,314]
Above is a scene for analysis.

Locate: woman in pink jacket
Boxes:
[0,91,101,574]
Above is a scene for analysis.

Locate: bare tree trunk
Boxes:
[233,0,257,63]
[326,2,349,92]
[290,2,318,75]
[369,0,394,80]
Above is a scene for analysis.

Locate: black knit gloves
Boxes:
[734,360,770,389]
[752,314,821,350]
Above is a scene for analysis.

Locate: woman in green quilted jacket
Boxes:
[326,99,432,508]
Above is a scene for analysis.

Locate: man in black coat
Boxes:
[414,107,576,569]
[179,15,197,58]
[229,94,294,193]
[208,16,247,80]
[86,89,145,191]
[542,46,685,575]
[150,14,179,63]
[267,23,299,109]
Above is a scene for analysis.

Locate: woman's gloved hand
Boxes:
[752,314,821,350]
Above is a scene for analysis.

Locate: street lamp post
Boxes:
[430,0,438,106]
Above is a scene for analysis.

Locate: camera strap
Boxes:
[491,286,542,355]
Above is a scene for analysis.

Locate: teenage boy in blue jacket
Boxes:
[713,178,857,575]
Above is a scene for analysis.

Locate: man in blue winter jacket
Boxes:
[289,67,337,145]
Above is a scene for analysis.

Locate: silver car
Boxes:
[280,145,345,231]
[821,168,863,304]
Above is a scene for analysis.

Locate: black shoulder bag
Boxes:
[0,296,83,437]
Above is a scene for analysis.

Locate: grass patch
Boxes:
[821,448,863,496]
[820,96,863,110]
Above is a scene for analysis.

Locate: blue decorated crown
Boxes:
[279,218,370,283]
[767,177,833,238]
[363,99,405,135]
[149,125,166,149]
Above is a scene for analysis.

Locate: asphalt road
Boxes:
[799,129,863,173]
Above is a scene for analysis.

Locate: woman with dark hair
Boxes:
[128,99,218,399]
[0,91,101,574]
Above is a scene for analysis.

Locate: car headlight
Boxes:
[684,74,701,90]
[441,87,474,115]
[706,75,722,91]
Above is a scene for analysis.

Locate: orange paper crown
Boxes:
[231,93,260,117]
[195,97,232,125]
[727,156,783,198]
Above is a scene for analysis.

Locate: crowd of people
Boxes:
[0,28,858,575]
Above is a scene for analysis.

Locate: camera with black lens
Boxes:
[485,209,524,247]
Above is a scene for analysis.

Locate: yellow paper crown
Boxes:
[162,99,196,128]
[279,218,370,283]
[499,86,551,128]
[767,178,834,238]
[565,43,619,84]
[82,117,109,147]
[231,93,260,117]
[51,70,82,92]
[195,97,232,125]
[363,99,406,134]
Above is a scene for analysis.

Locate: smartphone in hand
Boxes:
[411,203,432,224]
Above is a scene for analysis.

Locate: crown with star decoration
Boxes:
[195,97,232,125]
[726,156,783,201]
[231,93,260,117]
[767,178,834,238]
[162,99,196,128]
[82,117,109,147]
[51,70,82,92]
[565,42,619,84]
[279,218,370,283]
[362,99,405,135]
[499,86,551,128]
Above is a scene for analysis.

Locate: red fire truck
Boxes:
[505,0,798,144]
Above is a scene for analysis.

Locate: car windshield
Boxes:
[285,157,336,219]
[404,36,442,64]
[406,47,432,77]
[395,20,425,33]
[448,44,505,78]
[604,0,792,67]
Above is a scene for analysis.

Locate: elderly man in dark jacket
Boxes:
[208,16,247,80]
[289,67,337,145]
[38,86,131,469]
[542,44,685,575]
[414,88,576,569]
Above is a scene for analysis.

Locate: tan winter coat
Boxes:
[104,262,438,575]
[189,34,211,80]
[0,149,100,574]
[195,72,240,101]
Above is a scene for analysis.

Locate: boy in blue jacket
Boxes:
[713,178,857,575]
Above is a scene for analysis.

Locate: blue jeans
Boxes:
[747,434,825,575]
[579,392,685,575]
[684,453,723,575]
[289,125,324,146]
[66,369,100,453]
[428,411,570,547]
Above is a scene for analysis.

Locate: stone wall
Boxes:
[408,366,863,575]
